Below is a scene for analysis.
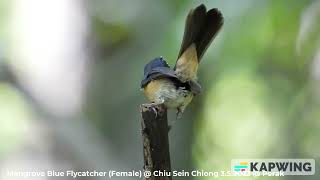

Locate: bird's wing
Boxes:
[188,80,202,95]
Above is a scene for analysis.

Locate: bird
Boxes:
[140,4,223,119]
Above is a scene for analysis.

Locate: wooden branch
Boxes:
[141,105,172,180]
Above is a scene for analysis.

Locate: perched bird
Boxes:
[141,4,223,119]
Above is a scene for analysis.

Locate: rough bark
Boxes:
[141,105,172,180]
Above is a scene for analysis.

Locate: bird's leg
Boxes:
[168,106,185,131]
[142,99,165,108]
[141,99,165,118]
[176,106,185,119]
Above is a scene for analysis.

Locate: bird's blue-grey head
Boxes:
[143,57,169,77]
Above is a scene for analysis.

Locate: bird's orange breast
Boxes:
[143,78,194,109]
[143,79,162,102]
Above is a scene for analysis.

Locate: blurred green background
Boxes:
[0,0,319,179]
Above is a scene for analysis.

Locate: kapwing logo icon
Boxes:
[233,162,249,172]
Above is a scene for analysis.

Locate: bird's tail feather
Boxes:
[177,4,223,63]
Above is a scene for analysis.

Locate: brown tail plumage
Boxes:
[177,4,223,62]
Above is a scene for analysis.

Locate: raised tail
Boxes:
[174,4,223,82]
[177,4,223,62]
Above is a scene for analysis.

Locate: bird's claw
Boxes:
[141,103,159,118]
